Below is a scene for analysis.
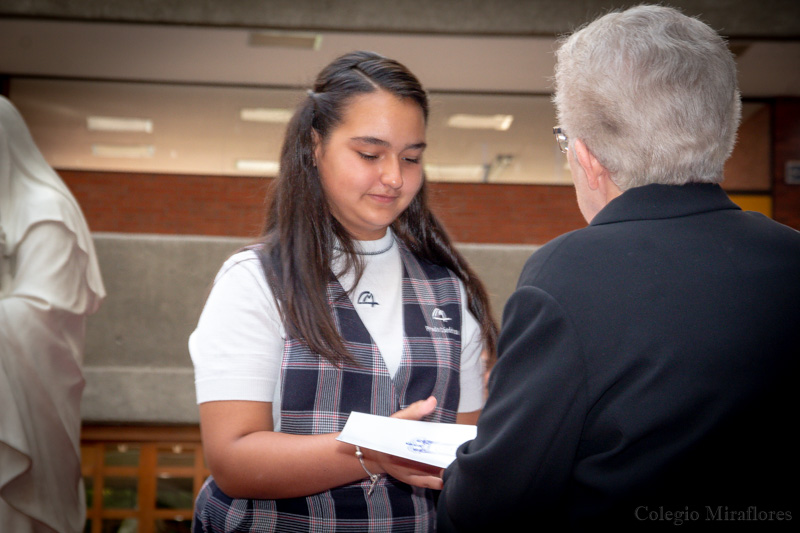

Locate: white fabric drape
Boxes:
[1,95,105,533]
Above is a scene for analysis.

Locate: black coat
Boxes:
[438,183,800,531]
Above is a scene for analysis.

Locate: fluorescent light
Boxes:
[249,31,322,50]
[236,159,280,175]
[425,164,486,182]
[240,108,294,123]
[447,114,514,131]
[87,116,153,133]
[91,144,154,159]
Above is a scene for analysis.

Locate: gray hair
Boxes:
[553,4,741,190]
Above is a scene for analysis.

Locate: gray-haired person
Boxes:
[437,5,800,530]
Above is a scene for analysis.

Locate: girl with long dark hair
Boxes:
[190,51,497,532]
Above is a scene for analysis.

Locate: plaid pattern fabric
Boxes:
[193,242,462,532]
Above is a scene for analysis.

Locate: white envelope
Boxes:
[336,411,477,468]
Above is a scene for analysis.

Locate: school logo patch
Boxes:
[425,307,459,336]
[357,291,379,306]
[432,308,451,322]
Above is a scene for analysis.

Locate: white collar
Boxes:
[335,228,396,256]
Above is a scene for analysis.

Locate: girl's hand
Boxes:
[363,396,445,489]
[373,451,444,490]
[392,396,437,421]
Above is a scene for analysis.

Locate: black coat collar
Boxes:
[591,183,741,226]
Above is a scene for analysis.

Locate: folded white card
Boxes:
[336,411,477,468]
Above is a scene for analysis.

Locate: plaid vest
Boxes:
[193,241,463,532]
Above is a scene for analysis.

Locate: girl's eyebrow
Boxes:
[350,136,427,151]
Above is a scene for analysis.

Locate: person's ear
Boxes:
[573,138,607,191]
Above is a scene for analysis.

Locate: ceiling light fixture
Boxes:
[236,159,280,175]
[87,116,153,133]
[447,114,514,131]
[425,164,486,182]
[239,108,294,123]
[91,144,155,159]
[248,31,322,50]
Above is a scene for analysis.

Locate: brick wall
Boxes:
[59,170,585,244]
[61,171,271,238]
[427,182,585,244]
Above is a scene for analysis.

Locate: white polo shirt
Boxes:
[189,230,486,427]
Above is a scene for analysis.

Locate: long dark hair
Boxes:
[260,50,497,366]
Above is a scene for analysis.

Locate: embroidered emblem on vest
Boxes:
[357,291,379,306]
[425,307,460,336]
[432,307,451,322]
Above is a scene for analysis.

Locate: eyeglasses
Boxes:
[553,126,569,153]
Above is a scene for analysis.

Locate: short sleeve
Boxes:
[189,251,285,404]
[457,281,486,413]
